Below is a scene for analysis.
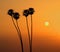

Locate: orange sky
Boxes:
[0,0,60,52]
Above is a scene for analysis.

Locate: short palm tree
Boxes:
[23,9,31,52]
[8,9,24,52]
[29,8,35,52]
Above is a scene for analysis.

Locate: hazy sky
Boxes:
[0,0,60,52]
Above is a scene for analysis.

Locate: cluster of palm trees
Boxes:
[7,8,35,52]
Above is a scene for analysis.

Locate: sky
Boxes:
[0,0,60,52]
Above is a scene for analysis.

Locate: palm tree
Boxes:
[13,12,24,52]
[29,8,35,52]
[8,9,18,33]
[23,9,31,52]
[8,10,24,52]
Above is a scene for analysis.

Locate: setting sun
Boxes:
[44,21,49,26]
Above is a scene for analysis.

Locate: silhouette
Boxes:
[23,9,31,52]
[13,12,24,52]
[8,9,14,16]
[8,8,35,52]
[29,8,35,52]
[13,12,20,20]
[8,9,24,52]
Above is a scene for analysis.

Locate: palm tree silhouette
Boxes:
[8,9,24,52]
[23,9,31,52]
[8,9,18,33]
[29,8,35,52]
[13,12,24,52]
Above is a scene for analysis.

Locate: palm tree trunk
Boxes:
[12,18,19,34]
[26,17,31,52]
[16,20,24,52]
[31,15,33,52]
[12,18,24,52]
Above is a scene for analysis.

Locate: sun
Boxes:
[44,21,49,26]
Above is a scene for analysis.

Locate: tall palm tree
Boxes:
[8,10,24,52]
[23,9,31,52]
[29,8,35,52]
[13,12,24,52]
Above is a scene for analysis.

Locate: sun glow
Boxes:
[44,21,49,26]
